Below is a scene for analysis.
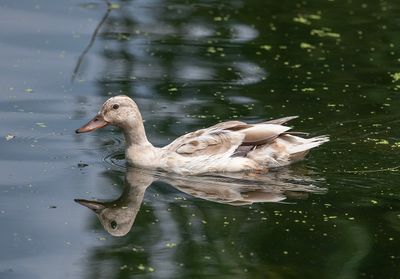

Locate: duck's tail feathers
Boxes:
[288,135,330,155]
[263,116,299,125]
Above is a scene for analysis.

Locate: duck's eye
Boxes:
[110,220,118,229]
[112,104,119,110]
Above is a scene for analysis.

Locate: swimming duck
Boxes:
[76,95,328,175]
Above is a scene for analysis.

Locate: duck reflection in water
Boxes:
[75,167,326,237]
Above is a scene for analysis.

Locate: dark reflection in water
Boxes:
[76,167,326,237]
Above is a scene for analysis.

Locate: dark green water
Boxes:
[1,0,400,278]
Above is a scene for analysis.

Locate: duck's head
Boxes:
[76,95,141,133]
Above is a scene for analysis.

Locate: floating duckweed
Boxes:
[311,28,340,39]
[376,139,389,145]
[309,14,321,20]
[391,142,400,148]
[364,138,390,145]
[5,134,15,141]
[186,114,210,119]
[168,87,178,92]
[300,42,315,49]
[294,15,311,25]
[207,46,217,53]
[137,264,145,271]
[301,87,315,92]
[260,45,272,51]
[25,88,33,93]
[166,242,177,248]
[390,72,400,82]
[148,267,155,272]
[36,123,47,128]
[293,14,321,25]
[109,3,120,10]
[117,34,130,41]
[371,200,378,204]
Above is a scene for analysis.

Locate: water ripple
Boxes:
[104,151,126,170]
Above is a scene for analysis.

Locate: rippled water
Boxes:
[1,0,400,278]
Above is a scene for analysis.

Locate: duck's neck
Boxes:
[119,113,162,168]
[121,116,152,148]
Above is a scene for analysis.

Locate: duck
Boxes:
[76,95,329,175]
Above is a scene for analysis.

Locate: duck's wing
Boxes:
[164,121,292,157]
[165,128,244,157]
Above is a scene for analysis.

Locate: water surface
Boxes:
[1,0,400,278]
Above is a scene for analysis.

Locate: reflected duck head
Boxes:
[75,198,137,237]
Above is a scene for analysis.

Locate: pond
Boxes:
[1,0,400,278]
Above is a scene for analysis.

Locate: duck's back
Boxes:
[161,117,328,174]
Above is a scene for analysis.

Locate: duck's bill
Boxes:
[75,115,108,133]
[74,199,105,212]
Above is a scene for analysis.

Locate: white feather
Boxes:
[288,135,330,154]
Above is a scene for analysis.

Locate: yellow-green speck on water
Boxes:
[390,72,400,82]
[108,3,120,10]
[311,28,341,39]
[300,42,315,49]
